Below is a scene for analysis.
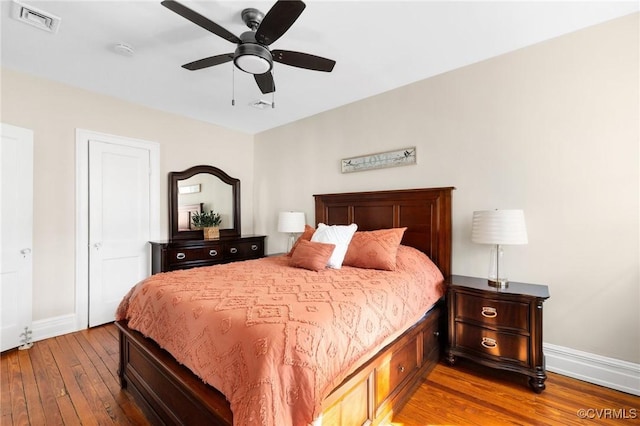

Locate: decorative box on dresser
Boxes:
[150,235,266,274]
[446,275,550,392]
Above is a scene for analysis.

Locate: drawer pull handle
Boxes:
[398,365,405,373]
[481,337,497,349]
[481,307,497,318]
[209,250,218,257]
[176,252,186,260]
[230,247,238,254]
[251,244,258,251]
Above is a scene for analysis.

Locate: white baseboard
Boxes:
[545,342,640,396]
[32,313,78,342]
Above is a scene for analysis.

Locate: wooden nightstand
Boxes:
[446,275,550,393]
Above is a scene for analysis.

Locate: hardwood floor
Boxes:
[2,324,638,425]
[1,324,147,425]
[393,359,639,426]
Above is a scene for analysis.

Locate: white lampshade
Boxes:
[278,212,305,233]
[471,210,528,245]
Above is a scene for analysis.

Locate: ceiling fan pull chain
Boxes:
[272,68,275,109]
[231,64,236,106]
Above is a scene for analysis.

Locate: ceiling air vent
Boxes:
[250,100,273,110]
[12,0,61,34]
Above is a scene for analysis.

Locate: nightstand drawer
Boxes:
[447,276,550,393]
[455,293,529,333]
[455,323,529,365]
[167,246,223,265]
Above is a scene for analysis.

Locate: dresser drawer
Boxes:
[224,240,263,260]
[150,236,266,274]
[455,322,529,365]
[375,336,418,408]
[167,246,222,265]
[455,293,529,333]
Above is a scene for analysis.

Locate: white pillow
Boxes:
[310,223,358,269]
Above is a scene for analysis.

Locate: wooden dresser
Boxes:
[149,235,266,274]
[446,275,550,392]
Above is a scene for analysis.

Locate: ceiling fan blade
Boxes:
[254,72,275,94]
[161,0,241,45]
[272,50,336,72]
[255,0,306,46]
[182,54,234,71]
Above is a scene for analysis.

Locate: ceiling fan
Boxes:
[161,0,336,95]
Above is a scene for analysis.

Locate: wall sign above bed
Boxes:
[341,147,416,173]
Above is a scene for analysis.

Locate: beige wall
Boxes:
[1,69,254,321]
[254,14,639,363]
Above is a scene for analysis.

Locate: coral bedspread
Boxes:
[116,245,444,426]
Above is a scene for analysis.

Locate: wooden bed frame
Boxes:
[116,187,453,425]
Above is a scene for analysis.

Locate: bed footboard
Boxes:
[117,320,233,425]
[116,299,444,426]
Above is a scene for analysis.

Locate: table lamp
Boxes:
[278,211,305,252]
[471,209,528,288]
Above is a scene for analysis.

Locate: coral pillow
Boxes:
[289,240,336,271]
[310,223,358,269]
[287,224,316,257]
[343,227,407,271]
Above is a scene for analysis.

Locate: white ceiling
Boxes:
[2,1,637,134]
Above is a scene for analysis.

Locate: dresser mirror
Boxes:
[169,165,240,240]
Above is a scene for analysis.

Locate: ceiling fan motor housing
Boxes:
[241,8,264,30]
[234,31,273,74]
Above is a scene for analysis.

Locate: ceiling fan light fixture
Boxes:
[234,43,272,74]
[162,0,335,94]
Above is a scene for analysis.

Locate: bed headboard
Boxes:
[314,187,454,278]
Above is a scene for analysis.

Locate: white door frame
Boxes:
[75,129,160,330]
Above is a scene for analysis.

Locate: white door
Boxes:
[88,140,151,326]
[1,124,33,351]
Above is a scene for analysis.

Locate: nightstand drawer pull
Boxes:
[481,306,497,318]
[251,244,258,251]
[398,365,405,373]
[176,252,186,260]
[209,250,218,257]
[230,247,238,254]
[481,337,498,349]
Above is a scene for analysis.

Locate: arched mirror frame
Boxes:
[169,165,241,240]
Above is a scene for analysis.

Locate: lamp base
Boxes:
[488,278,509,288]
[286,233,296,253]
[488,244,508,288]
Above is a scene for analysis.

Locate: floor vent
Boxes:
[12,0,61,34]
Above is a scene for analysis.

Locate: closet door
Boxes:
[88,139,151,327]
[1,123,33,351]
